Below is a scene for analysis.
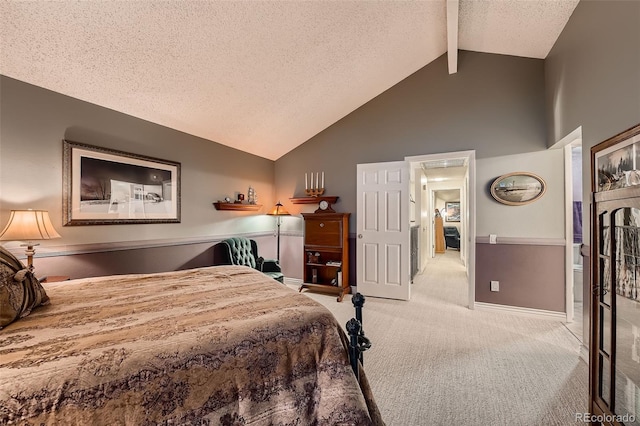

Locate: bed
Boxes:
[0,265,383,425]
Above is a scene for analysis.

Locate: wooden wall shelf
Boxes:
[290,196,339,204]
[213,202,262,211]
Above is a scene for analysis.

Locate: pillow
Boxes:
[0,245,49,329]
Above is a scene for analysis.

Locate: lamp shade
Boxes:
[0,210,61,242]
[267,202,290,217]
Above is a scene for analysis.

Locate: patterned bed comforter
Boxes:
[0,265,383,425]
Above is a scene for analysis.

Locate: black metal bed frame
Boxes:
[346,292,371,379]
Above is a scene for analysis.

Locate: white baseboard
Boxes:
[579,345,589,364]
[475,302,565,321]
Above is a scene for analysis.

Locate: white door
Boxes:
[430,189,436,259]
[356,161,410,300]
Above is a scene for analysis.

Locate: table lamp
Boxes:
[0,210,61,272]
[267,201,290,263]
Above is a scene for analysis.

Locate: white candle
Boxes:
[316,173,319,189]
[321,172,324,189]
[305,173,308,190]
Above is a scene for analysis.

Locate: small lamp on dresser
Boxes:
[0,209,61,272]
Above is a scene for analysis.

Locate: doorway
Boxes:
[355,151,475,304]
[406,151,476,309]
[550,125,585,345]
[433,188,461,256]
[564,139,584,342]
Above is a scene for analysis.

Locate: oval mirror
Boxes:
[490,172,546,206]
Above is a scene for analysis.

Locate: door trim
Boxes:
[405,150,476,309]
[552,126,583,324]
[564,144,574,324]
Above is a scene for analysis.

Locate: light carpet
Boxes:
[295,250,588,426]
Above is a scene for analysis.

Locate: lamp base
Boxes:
[20,243,39,272]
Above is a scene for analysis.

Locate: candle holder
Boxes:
[305,188,325,197]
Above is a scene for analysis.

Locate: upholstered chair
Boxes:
[214,237,284,283]
[443,226,460,250]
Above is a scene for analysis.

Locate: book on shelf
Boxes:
[326,261,342,267]
[331,270,343,287]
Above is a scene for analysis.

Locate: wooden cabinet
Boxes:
[591,186,640,424]
[590,125,640,425]
[300,212,350,302]
[435,216,445,253]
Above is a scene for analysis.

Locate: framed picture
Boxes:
[490,172,546,206]
[593,124,640,192]
[63,140,181,225]
[445,202,460,222]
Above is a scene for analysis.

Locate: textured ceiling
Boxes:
[0,1,579,160]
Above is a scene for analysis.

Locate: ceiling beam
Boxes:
[446,0,459,74]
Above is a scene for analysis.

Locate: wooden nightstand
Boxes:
[40,275,70,283]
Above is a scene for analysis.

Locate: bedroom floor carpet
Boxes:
[293,250,588,426]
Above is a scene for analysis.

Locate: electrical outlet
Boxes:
[490,280,499,292]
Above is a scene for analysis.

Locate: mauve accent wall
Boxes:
[34,235,278,280]
[475,242,565,312]
[36,242,216,279]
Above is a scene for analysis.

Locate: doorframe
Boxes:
[552,126,583,323]
[563,143,575,324]
[431,187,463,259]
[405,150,476,309]
[430,188,438,259]
[430,188,436,260]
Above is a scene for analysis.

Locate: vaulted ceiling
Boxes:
[0,1,579,160]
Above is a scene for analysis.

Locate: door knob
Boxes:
[358,234,363,239]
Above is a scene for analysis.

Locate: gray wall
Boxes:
[544,0,640,341]
[477,149,564,239]
[546,0,640,154]
[276,50,566,310]
[0,76,277,278]
[545,0,640,238]
[276,51,548,223]
[5,0,637,312]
